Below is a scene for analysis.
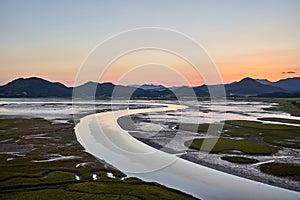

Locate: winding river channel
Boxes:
[74,103,299,200]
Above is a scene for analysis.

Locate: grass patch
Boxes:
[41,171,76,182]
[225,120,300,130]
[0,177,42,189]
[225,120,300,148]
[221,156,259,164]
[185,138,272,154]
[260,162,300,177]
[258,117,300,125]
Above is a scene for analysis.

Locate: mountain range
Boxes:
[0,77,299,98]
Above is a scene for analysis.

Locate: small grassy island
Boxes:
[0,118,196,200]
[260,163,300,178]
[221,156,259,164]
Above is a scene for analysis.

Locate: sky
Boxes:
[0,0,299,86]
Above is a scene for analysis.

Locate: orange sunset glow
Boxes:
[0,0,299,86]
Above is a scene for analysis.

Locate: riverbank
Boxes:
[117,99,300,192]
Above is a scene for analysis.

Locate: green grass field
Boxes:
[260,163,300,178]
[184,138,272,154]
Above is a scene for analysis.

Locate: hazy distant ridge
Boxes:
[0,77,299,98]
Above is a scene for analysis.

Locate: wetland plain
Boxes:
[0,98,299,199]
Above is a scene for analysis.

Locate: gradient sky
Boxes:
[0,0,299,86]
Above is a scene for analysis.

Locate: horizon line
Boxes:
[1,76,299,88]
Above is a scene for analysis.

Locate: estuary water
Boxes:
[74,102,299,200]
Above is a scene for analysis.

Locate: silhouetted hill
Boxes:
[255,77,300,92]
[171,85,208,97]
[225,77,284,96]
[174,78,286,97]
[73,81,118,97]
[272,77,300,91]
[73,81,175,98]
[131,84,168,91]
[256,79,272,85]
[0,77,71,97]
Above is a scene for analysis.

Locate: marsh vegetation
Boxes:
[0,118,196,199]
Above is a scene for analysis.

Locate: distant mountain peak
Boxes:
[231,77,260,86]
[10,77,40,83]
[255,79,272,85]
[101,82,115,86]
[85,81,98,84]
[256,78,269,81]
[273,77,300,91]
[130,84,168,91]
[141,83,165,87]
[225,77,284,96]
[278,77,300,81]
[0,76,70,97]
[239,77,256,82]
